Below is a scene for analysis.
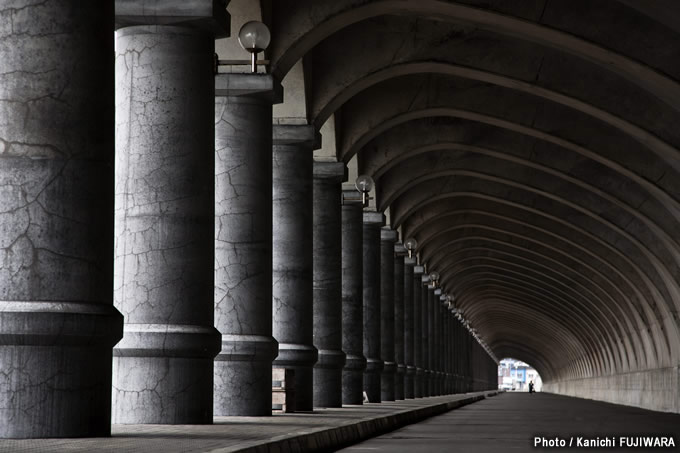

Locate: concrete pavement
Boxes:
[339,392,680,452]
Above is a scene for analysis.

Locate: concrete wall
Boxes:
[543,366,680,413]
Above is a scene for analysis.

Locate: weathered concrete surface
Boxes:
[363,211,385,403]
[0,392,496,452]
[0,0,122,438]
[312,162,347,408]
[403,257,416,399]
[113,24,220,424]
[338,392,680,453]
[544,366,680,413]
[272,125,319,412]
[341,192,367,405]
[213,74,282,416]
[380,228,398,402]
[393,244,406,400]
[413,265,424,398]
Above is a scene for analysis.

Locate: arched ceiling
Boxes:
[266,0,680,382]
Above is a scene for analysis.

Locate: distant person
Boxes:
[528,380,535,393]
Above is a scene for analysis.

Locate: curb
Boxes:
[216,391,497,453]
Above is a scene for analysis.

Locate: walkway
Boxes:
[340,392,680,452]
[0,392,494,453]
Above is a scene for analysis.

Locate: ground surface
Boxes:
[339,392,680,453]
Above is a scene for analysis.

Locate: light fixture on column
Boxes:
[355,174,374,208]
[404,237,418,258]
[428,271,440,288]
[238,21,271,73]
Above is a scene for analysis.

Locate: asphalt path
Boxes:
[338,392,680,453]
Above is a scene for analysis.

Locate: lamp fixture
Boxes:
[428,271,440,288]
[404,237,418,258]
[355,175,374,208]
[238,21,271,73]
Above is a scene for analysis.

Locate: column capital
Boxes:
[380,227,398,243]
[422,275,431,285]
[363,211,385,226]
[434,288,442,296]
[115,0,230,37]
[394,242,407,255]
[215,74,283,103]
[404,257,417,267]
[313,161,347,183]
[413,265,425,275]
[342,189,363,205]
[273,124,321,149]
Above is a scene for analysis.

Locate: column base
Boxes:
[381,361,397,401]
[364,358,384,403]
[112,323,220,424]
[0,302,123,438]
[214,334,278,416]
[342,354,367,405]
[313,349,346,408]
[273,343,318,412]
[414,368,425,398]
[404,366,416,399]
[395,363,406,400]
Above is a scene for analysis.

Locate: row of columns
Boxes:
[0,1,497,438]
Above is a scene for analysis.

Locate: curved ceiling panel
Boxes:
[268,0,680,384]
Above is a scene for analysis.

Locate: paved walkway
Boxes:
[339,392,680,453]
[0,392,494,453]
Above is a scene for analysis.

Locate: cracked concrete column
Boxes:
[341,190,367,405]
[393,244,406,400]
[413,265,424,398]
[272,125,320,412]
[0,1,123,438]
[380,228,397,402]
[363,211,385,403]
[445,303,452,394]
[213,75,282,416]
[313,162,347,408]
[113,8,226,422]
[433,288,441,396]
[428,286,437,396]
[421,275,431,396]
[403,257,416,399]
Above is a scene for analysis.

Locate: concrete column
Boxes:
[313,162,347,408]
[445,305,453,394]
[213,75,282,416]
[427,285,436,396]
[341,191,367,405]
[393,244,406,400]
[272,125,320,412]
[403,258,416,398]
[433,288,441,395]
[421,277,431,396]
[363,212,385,402]
[113,7,227,422]
[380,228,397,401]
[0,1,123,438]
[413,265,424,397]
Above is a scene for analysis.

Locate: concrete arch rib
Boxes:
[421,224,647,367]
[343,106,680,224]
[406,205,668,369]
[312,59,680,175]
[428,236,641,360]
[396,194,678,367]
[269,0,680,111]
[376,148,680,259]
[463,298,593,375]
[389,172,680,317]
[406,209,660,331]
[457,285,611,376]
[443,262,619,375]
[437,252,630,373]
